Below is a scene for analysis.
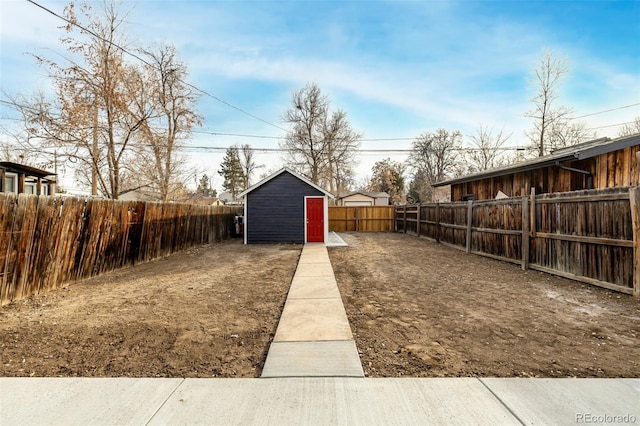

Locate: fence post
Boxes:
[393,206,397,232]
[435,202,440,243]
[530,187,536,236]
[522,196,530,271]
[466,200,473,253]
[416,204,421,237]
[355,206,359,232]
[630,186,640,298]
[403,205,407,234]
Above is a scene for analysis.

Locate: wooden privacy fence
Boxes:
[395,186,640,297]
[0,193,242,306]
[329,206,395,232]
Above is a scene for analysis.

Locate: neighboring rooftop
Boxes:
[0,161,57,178]
[433,133,640,187]
[336,191,389,199]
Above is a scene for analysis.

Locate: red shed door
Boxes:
[306,197,324,243]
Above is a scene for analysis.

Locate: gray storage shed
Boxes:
[238,168,333,244]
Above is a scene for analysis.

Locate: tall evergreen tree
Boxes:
[218,147,245,199]
[196,174,216,197]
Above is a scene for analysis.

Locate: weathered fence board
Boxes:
[0,194,241,306]
[396,187,639,296]
[329,206,394,232]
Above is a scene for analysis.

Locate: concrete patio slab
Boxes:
[148,378,520,425]
[326,232,348,247]
[287,275,341,299]
[0,377,183,426]
[261,341,365,377]
[480,378,640,426]
[273,297,353,342]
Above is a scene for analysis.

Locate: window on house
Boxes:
[25,182,36,194]
[4,173,17,193]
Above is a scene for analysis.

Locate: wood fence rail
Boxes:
[329,206,395,232]
[0,193,242,306]
[395,186,640,297]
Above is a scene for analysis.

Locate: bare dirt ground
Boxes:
[2,233,639,379]
[1,240,300,378]
[329,233,640,378]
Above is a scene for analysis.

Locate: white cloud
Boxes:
[2,0,637,185]
[0,1,66,45]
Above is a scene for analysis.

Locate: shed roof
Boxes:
[238,167,334,198]
[433,133,640,187]
[336,191,389,200]
[0,161,57,178]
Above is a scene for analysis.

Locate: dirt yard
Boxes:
[329,233,640,378]
[1,240,300,378]
[2,233,639,379]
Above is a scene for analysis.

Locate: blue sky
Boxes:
[1,0,639,193]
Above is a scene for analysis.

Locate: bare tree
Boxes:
[525,49,573,156]
[282,83,327,184]
[6,1,151,199]
[466,125,511,172]
[618,116,640,137]
[409,129,462,184]
[281,82,360,193]
[0,99,51,167]
[323,109,360,194]
[238,144,264,189]
[136,44,202,202]
[546,119,595,150]
[2,91,80,175]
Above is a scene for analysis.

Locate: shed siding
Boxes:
[246,171,323,243]
[339,194,374,206]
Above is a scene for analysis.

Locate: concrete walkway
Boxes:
[2,377,638,425]
[261,243,364,377]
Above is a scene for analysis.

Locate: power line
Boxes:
[585,121,635,131]
[1,143,529,154]
[191,129,417,142]
[192,130,281,139]
[24,0,287,132]
[570,103,640,120]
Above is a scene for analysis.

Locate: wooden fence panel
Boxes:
[329,206,394,232]
[395,186,638,296]
[0,194,241,306]
[471,199,523,261]
[531,189,633,289]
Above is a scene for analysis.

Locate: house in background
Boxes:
[0,162,57,195]
[218,192,243,206]
[119,188,162,202]
[238,167,333,244]
[180,193,225,206]
[335,191,390,206]
[433,133,640,201]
